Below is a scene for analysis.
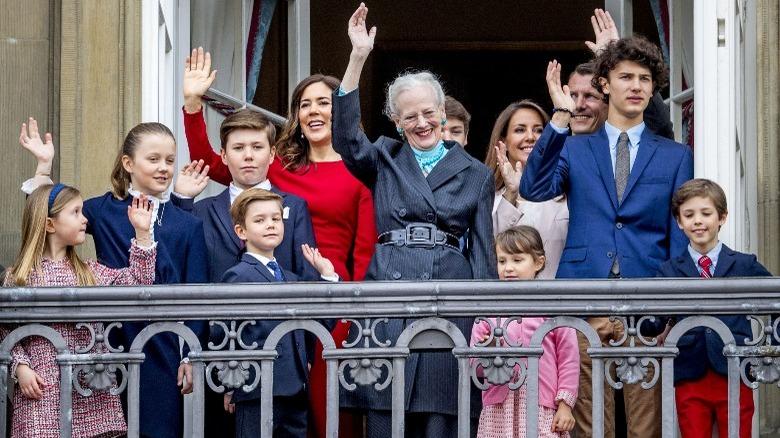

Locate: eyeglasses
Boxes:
[399,108,441,128]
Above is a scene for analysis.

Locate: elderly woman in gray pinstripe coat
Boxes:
[333,4,497,437]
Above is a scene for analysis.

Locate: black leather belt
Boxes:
[378,223,460,250]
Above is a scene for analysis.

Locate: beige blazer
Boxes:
[492,190,569,279]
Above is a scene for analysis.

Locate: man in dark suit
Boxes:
[221,188,338,437]
[521,35,694,438]
[651,178,772,438]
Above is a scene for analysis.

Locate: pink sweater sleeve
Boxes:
[554,326,580,406]
[89,241,157,286]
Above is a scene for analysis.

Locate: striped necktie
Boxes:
[698,255,713,278]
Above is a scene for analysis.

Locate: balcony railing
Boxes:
[2,278,780,437]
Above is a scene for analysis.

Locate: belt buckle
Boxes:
[405,223,436,248]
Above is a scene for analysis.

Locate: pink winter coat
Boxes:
[470,317,579,409]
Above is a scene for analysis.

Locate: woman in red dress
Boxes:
[182,48,376,437]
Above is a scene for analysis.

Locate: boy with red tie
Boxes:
[657,178,772,438]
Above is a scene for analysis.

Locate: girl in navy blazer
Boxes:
[20,118,208,438]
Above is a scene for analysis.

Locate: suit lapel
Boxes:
[674,251,701,277]
[396,143,437,209]
[214,189,242,248]
[589,127,620,210]
[243,253,278,282]
[713,244,736,278]
[621,128,659,202]
[426,143,470,191]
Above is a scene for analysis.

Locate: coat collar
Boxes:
[673,243,737,277]
[396,142,438,209]
[240,252,277,282]
[214,189,241,248]
[426,141,471,191]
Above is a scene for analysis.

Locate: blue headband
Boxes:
[48,184,67,214]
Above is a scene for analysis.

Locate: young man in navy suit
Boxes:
[222,188,337,437]
[521,35,693,438]
[654,179,771,438]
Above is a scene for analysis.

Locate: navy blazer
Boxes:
[220,254,310,400]
[84,193,208,438]
[178,186,319,282]
[656,244,772,383]
[520,124,693,278]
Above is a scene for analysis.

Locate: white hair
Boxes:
[383,71,446,119]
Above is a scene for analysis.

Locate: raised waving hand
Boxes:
[585,8,619,54]
[341,3,376,92]
[546,61,576,129]
[183,47,217,113]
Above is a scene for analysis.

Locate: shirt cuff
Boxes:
[172,192,192,200]
[336,86,354,96]
[21,177,52,195]
[131,238,157,250]
[320,274,340,282]
[555,389,578,408]
[549,121,570,134]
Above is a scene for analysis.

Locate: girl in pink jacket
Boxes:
[472,226,579,437]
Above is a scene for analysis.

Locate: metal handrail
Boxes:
[204,87,287,127]
[2,278,779,438]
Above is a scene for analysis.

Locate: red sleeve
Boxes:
[351,182,376,281]
[182,106,232,186]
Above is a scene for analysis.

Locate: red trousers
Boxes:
[675,368,754,438]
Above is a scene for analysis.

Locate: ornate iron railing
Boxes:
[2,278,780,437]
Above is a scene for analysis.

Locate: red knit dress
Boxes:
[1,242,155,438]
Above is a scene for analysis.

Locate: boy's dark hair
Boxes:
[445,96,471,135]
[230,188,284,227]
[591,35,669,101]
[494,225,546,273]
[219,108,277,150]
[671,178,728,219]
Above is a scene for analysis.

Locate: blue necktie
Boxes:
[267,260,285,282]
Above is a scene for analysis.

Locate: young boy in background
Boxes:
[657,178,771,438]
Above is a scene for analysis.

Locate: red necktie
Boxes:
[698,255,713,278]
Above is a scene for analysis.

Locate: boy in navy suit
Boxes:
[174,108,320,435]
[657,178,772,438]
[184,108,319,282]
[222,188,337,437]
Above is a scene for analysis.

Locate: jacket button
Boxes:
[399,208,407,217]
[421,272,430,280]
[392,271,402,280]
[616,222,623,229]
[607,252,613,258]
[426,213,435,222]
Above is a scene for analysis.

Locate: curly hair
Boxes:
[276,74,341,172]
[591,35,669,102]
